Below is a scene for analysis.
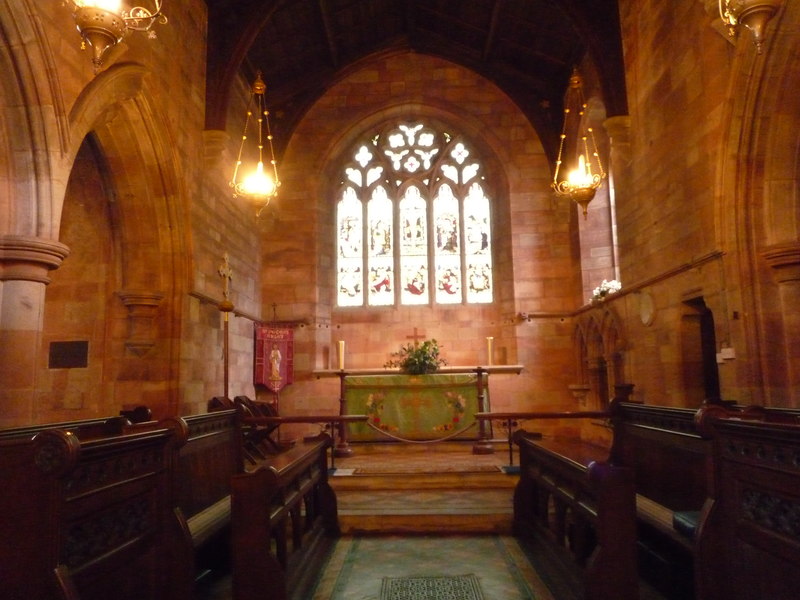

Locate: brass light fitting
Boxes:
[69,1,167,70]
[719,0,781,54]
[551,70,606,219]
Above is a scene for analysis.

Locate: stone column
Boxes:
[761,242,800,404]
[0,235,70,425]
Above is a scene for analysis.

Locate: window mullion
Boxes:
[362,190,369,307]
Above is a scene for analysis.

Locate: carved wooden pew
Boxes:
[0,420,186,600]
[607,402,713,597]
[611,402,800,598]
[480,405,710,597]
[513,429,638,600]
[0,409,152,442]
[234,395,284,461]
[171,409,242,600]
[695,413,800,600]
[231,433,339,600]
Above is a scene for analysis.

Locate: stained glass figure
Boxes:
[335,121,493,307]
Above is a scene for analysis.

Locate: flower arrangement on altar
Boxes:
[591,279,622,303]
[384,338,447,374]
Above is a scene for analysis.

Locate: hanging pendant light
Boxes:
[230,72,281,216]
[719,0,781,54]
[551,69,606,219]
[68,1,167,70]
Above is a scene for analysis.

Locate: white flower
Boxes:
[590,279,621,302]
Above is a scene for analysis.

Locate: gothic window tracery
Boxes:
[336,122,493,307]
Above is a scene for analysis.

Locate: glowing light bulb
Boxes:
[74,0,123,12]
[567,154,593,187]
[240,161,276,198]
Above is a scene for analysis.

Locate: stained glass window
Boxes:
[336,122,493,307]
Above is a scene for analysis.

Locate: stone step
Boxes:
[330,469,518,491]
[338,512,513,534]
[332,469,517,534]
[327,442,518,533]
[336,486,515,534]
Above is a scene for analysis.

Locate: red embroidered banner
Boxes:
[254,325,294,392]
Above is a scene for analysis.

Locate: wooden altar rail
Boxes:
[475,410,611,465]
[240,414,368,468]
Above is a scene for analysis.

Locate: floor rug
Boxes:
[380,574,485,600]
[311,535,554,599]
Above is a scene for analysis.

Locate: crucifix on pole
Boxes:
[406,327,426,347]
[218,253,235,399]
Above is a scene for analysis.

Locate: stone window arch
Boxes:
[335,121,494,308]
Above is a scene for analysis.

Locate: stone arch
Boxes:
[574,306,626,408]
[52,63,190,418]
[0,0,69,238]
[271,53,536,317]
[717,1,800,405]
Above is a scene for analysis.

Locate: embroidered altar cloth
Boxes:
[344,373,484,441]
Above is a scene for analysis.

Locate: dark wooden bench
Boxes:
[170,409,241,600]
[234,395,284,461]
[608,402,712,597]
[611,401,800,598]
[231,433,339,600]
[513,430,638,600]
[694,412,800,600]
[480,405,712,598]
[0,408,152,442]
[0,419,186,600]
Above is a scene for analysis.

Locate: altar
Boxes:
[313,366,523,445]
[344,373,484,441]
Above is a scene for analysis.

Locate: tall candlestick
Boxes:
[486,336,494,366]
[338,340,345,370]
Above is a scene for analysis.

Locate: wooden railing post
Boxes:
[333,371,354,457]
[472,367,495,454]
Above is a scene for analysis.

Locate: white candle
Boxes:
[486,337,494,366]
[337,340,345,370]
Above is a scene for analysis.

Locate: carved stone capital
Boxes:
[761,242,800,283]
[118,289,164,356]
[0,235,70,284]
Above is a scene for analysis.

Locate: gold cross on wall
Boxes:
[406,327,425,347]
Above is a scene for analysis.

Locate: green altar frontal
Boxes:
[344,373,486,442]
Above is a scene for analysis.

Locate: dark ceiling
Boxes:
[205,0,626,161]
